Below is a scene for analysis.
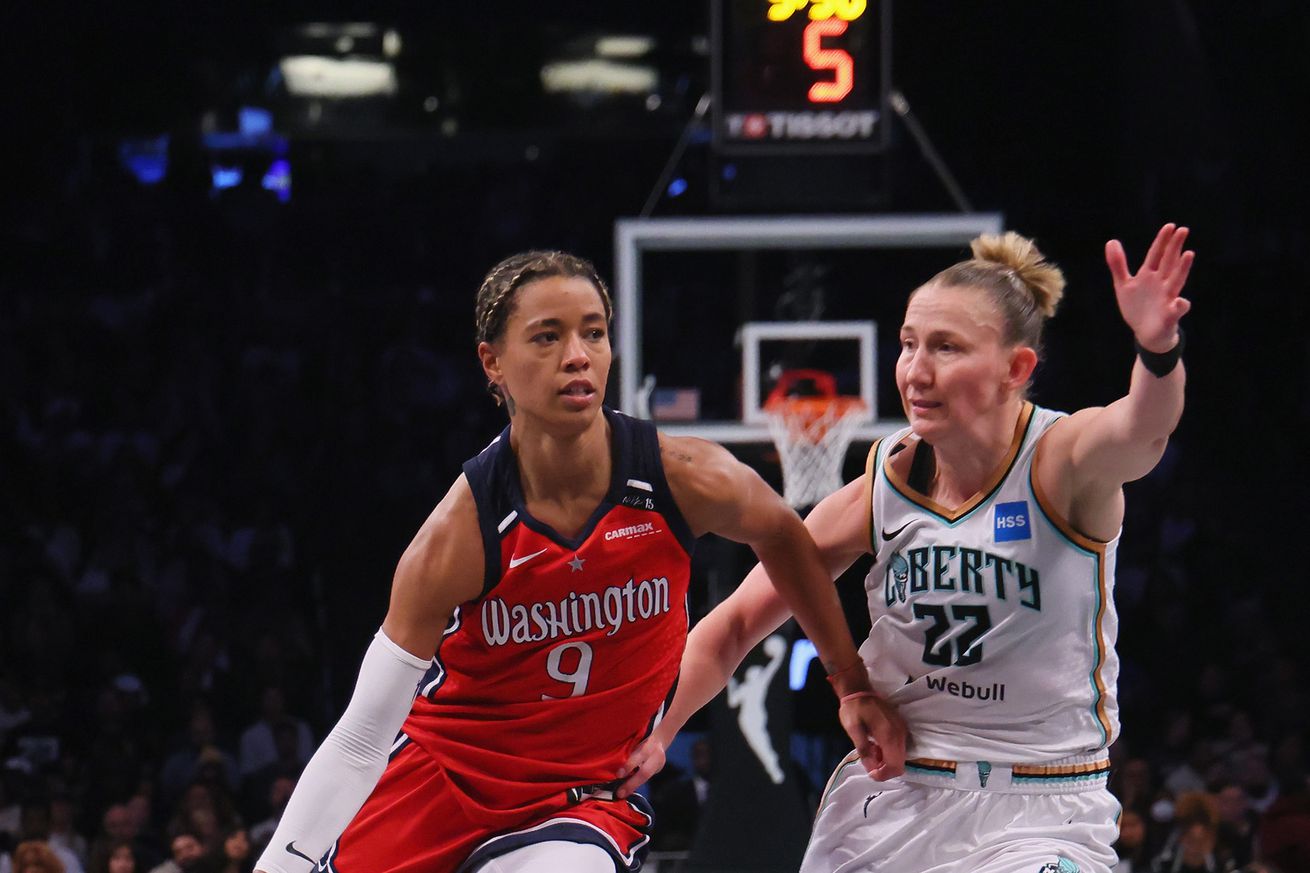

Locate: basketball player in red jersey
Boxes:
[254,251,905,873]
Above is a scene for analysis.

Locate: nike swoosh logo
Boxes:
[508,547,549,569]
[881,522,912,542]
[285,842,316,864]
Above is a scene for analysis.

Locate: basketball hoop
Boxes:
[763,370,868,510]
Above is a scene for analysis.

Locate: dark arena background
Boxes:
[3,2,1309,872]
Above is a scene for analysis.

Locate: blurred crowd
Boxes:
[1,134,502,873]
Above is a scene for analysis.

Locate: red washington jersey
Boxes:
[401,408,695,828]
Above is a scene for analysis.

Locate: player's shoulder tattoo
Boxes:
[660,436,696,465]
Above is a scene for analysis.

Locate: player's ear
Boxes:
[1005,345,1038,390]
[478,341,502,385]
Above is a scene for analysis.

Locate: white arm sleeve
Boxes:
[255,629,430,873]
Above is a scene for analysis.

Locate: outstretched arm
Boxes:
[616,445,905,796]
[255,480,484,873]
[1037,223,1193,538]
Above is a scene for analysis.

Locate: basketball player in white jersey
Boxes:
[616,224,1194,872]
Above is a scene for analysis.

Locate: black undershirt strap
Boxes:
[907,439,936,496]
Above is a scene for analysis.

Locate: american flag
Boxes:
[650,388,700,422]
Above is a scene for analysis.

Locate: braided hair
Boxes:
[475,250,613,404]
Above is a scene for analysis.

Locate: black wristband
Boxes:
[1135,328,1185,378]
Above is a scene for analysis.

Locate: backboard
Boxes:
[613,213,1004,443]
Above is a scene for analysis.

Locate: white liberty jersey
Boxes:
[862,403,1120,763]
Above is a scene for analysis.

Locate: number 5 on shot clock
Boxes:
[712,0,891,154]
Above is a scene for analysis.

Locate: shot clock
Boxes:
[712,0,891,154]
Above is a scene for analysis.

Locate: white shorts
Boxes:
[476,841,616,872]
[801,752,1120,873]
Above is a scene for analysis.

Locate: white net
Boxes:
[765,398,866,509]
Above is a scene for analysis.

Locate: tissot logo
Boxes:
[725,110,879,141]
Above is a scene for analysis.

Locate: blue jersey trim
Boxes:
[1026,476,1109,748]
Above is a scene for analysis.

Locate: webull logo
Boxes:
[925,675,1006,702]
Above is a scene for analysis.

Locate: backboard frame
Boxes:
[739,320,876,426]
[613,213,1004,442]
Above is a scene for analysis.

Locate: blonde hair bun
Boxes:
[970,232,1066,318]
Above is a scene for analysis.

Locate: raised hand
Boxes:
[1105,223,1194,353]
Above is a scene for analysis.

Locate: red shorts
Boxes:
[324,737,654,873]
